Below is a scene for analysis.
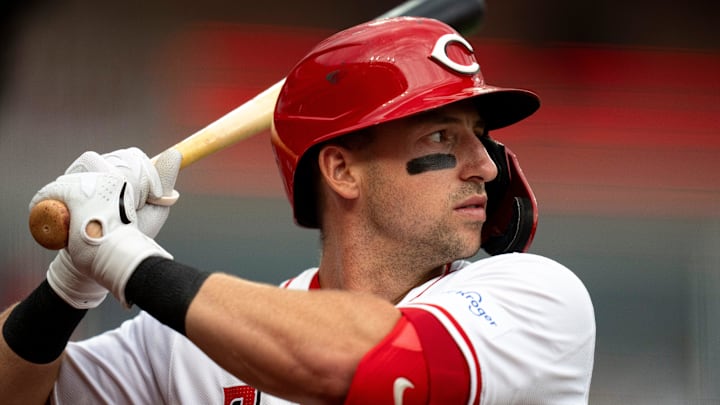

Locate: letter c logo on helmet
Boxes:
[430,33,480,75]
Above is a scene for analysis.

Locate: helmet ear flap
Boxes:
[480,136,538,255]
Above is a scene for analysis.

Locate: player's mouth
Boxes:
[454,195,488,221]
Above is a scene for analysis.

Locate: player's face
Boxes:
[358,100,498,265]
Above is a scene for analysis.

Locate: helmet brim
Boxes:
[469,86,540,131]
[384,84,540,132]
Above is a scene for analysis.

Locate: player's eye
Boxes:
[428,130,450,144]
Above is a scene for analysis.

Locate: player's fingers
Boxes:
[64,151,115,174]
[135,205,170,238]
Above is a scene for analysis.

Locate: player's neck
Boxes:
[317,233,445,303]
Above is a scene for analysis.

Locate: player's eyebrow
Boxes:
[410,109,484,129]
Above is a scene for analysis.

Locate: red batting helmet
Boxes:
[272,16,540,254]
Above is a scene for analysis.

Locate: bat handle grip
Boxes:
[29,199,72,250]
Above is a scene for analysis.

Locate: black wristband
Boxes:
[125,257,210,336]
[2,280,87,364]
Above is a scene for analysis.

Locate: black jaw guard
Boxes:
[480,136,538,255]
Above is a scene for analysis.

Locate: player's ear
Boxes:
[317,145,360,200]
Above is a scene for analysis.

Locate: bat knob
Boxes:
[29,199,70,250]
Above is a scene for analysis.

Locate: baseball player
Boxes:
[0,17,595,404]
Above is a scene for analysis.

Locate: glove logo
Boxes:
[429,33,480,75]
[118,182,132,224]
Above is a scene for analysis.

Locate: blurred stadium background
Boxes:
[1,0,718,403]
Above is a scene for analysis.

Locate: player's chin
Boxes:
[460,240,483,259]
[451,226,484,259]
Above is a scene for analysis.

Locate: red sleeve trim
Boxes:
[402,307,473,404]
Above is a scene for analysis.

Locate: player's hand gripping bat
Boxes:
[29,0,486,249]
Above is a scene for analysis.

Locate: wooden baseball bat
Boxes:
[29,0,486,250]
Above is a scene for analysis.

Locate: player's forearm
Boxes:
[0,303,64,405]
[186,273,400,404]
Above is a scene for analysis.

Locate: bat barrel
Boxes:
[379,0,486,35]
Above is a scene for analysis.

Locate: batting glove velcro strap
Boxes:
[93,225,173,308]
[46,250,108,309]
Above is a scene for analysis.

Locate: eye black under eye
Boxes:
[406,153,457,175]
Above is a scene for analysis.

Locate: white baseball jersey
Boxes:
[51,253,595,404]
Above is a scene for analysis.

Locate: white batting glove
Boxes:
[65,147,182,238]
[31,171,172,308]
[46,250,107,309]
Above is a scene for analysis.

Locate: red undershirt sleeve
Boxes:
[345,307,472,404]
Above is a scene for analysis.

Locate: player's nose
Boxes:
[458,133,498,184]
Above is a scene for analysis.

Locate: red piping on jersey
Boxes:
[407,263,454,301]
[288,264,451,293]
[425,303,483,405]
[280,270,321,290]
